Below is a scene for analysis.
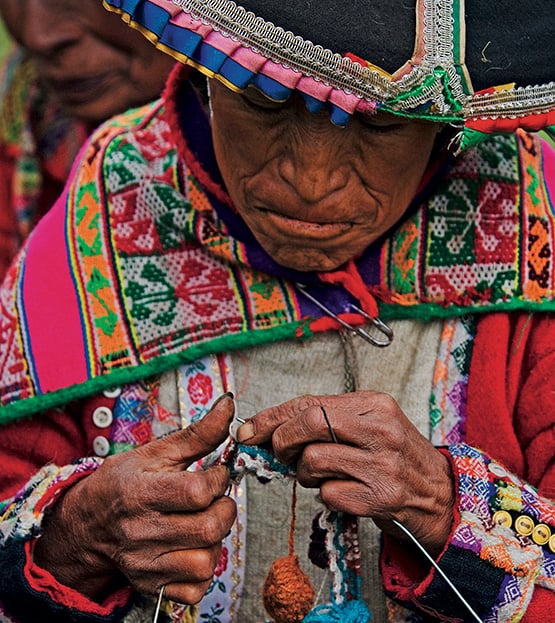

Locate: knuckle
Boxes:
[271,426,288,453]
[199,512,230,542]
[181,549,218,582]
[294,394,321,411]
[301,444,323,473]
[304,406,325,436]
[178,582,212,605]
[370,391,397,413]
[182,476,213,509]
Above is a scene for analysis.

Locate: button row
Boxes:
[91,387,120,458]
[493,510,555,552]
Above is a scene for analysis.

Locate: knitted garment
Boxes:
[103,0,555,148]
[1,72,555,424]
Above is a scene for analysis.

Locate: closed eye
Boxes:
[240,88,288,113]
[354,111,406,134]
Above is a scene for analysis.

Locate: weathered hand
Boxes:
[237,392,454,555]
[34,393,237,605]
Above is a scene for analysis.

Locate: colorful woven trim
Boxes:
[103,0,555,143]
[1,94,555,423]
[447,444,555,622]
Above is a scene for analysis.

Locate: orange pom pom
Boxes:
[263,554,315,623]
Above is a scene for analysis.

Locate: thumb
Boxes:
[142,392,235,468]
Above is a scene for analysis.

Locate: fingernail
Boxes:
[237,421,255,443]
[212,391,234,407]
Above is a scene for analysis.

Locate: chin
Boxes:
[269,249,347,273]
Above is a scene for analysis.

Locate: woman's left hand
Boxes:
[236,391,455,556]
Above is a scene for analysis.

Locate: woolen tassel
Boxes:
[262,481,316,623]
[263,554,316,623]
[302,599,372,622]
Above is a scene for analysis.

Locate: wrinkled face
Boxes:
[0,0,175,123]
[209,80,442,272]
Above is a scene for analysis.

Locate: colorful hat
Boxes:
[104,0,554,149]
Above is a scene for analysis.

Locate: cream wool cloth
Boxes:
[158,318,444,623]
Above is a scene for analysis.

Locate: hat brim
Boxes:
[103,0,555,143]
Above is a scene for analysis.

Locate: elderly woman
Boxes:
[0,0,554,622]
[0,0,175,280]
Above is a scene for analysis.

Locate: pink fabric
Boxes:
[149,0,182,16]
[296,76,333,101]
[21,191,87,393]
[542,137,555,206]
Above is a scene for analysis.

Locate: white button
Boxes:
[489,463,507,478]
[93,436,110,457]
[92,406,113,428]
[102,387,122,399]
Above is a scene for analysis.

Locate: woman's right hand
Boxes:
[33,393,237,605]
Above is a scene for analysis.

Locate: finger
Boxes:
[164,578,213,606]
[140,393,235,468]
[295,444,385,488]
[156,544,222,584]
[236,395,326,445]
[271,405,352,464]
[139,465,232,513]
[319,479,380,516]
[124,497,237,548]
[272,393,411,464]
[130,544,222,601]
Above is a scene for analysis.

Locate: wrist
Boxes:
[33,478,122,600]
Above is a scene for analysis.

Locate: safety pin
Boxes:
[295,283,393,347]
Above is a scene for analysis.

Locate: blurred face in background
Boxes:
[0,0,175,123]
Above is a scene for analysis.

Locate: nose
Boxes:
[276,118,351,203]
[19,0,81,57]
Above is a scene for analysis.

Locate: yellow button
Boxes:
[549,534,555,554]
[492,510,512,528]
[515,515,535,537]
[532,523,551,546]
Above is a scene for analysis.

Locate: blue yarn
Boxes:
[302,599,371,623]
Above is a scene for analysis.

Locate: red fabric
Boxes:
[0,393,114,499]
[381,311,555,615]
[466,312,555,497]
[24,542,131,615]
[0,148,20,282]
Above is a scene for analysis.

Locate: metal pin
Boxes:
[295,283,393,347]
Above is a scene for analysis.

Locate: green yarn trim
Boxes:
[0,321,309,426]
[459,127,492,151]
[378,299,555,322]
[387,68,463,114]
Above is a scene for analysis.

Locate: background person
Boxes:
[0,0,554,622]
[0,0,175,280]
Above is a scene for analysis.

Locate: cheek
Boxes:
[211,116,271,195]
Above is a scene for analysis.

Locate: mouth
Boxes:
[44,71,121,105]
[255,207,355,240]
